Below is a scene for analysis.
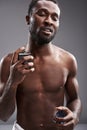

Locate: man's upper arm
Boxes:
[0,54,12,96]
[65,54,79,102]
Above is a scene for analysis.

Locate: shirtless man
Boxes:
[0,0,82,130]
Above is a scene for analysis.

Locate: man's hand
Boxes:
[53,106,79,130]
[9,47,35,85]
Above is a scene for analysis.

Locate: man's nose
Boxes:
[44,16,53,25]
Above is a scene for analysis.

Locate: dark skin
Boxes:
[0,1,81,130]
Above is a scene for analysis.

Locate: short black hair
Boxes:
[28,0,59,15]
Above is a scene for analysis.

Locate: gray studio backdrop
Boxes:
[0,0,87,125]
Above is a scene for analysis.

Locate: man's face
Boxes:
[29,0,60,45]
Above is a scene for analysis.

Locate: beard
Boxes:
[30,26,57,45]
[37,31,56,45]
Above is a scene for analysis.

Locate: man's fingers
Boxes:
[11,47,25,65]
[13,57,35,72]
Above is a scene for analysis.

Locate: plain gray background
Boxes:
[0,0,87,125]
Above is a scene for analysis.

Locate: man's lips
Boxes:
[42,27,53,32]
[41,27,53,34]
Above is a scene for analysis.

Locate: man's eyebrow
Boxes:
[34,8,48,12]
[34,8,59,16]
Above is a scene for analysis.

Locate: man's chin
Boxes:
[37,38,52,45]
[37,35,54,45]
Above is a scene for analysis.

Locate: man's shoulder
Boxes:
[53,45,77,73]
[0,53,13,64]
[0,46,25,66]
[54,45,76,61]
[0,53,12,73]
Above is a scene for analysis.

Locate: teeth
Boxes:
[44,28,51,32]
[46,29,50,32]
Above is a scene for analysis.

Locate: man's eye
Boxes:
[52,16,58,21]
[37,11,46,16]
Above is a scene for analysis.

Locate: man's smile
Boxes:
[40,27,53,35]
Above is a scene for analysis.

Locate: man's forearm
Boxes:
[0,79,17,121]
[67,98,82,124]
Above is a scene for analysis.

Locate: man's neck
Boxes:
[25,36,54,58]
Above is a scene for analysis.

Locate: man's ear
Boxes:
[26,15,30,25]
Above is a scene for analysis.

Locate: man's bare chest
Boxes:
[19,59,68,93]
